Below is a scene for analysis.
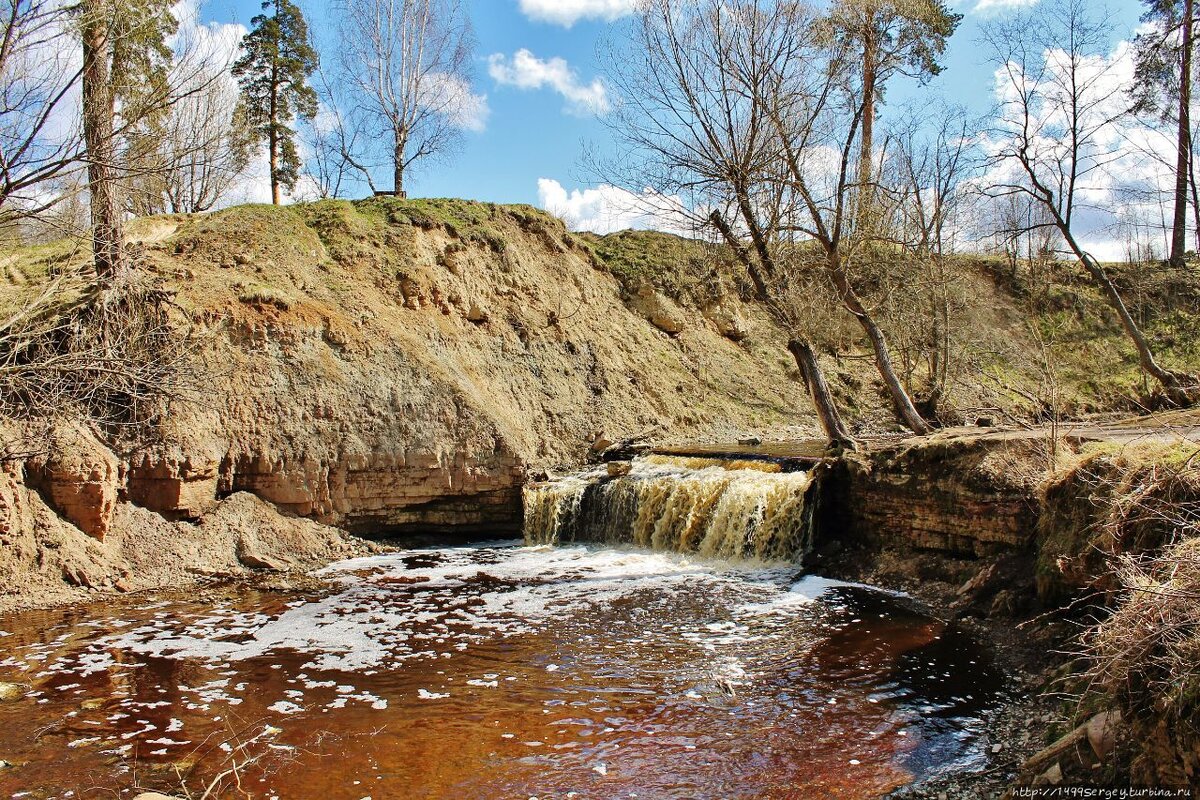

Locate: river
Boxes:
[0,539,1003,799]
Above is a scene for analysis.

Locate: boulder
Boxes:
[1037,763,1063,785]
[704,304,748,341]
[589,433,614,453]
[1086,710,1122,761]
[466,302,491,323]
[607,461,632,478]
[0,682,23,701]
[236,532,290,572]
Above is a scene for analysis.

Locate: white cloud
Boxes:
[980,32,1180,261]
[422,72,491,132]
[488,49,610,116]
[517,0,638,27]
[973,0,1039,14]
[170,0,245,62]
[537,179,696,235]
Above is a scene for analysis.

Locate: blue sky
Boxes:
[196,0,1145,226]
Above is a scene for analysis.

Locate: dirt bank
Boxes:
[800,423,1200,794]
[0,199,822,611]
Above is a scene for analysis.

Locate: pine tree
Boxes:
[1133,0,1196,266]
[79,0,177,280]
[232,0,318,205]
[824,0,961,234]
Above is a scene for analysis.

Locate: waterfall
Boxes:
[523,455,816,562]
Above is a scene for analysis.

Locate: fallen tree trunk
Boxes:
[788,338,857,452]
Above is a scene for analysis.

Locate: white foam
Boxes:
[94,543,799,673]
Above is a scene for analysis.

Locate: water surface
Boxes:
[0,542,1002,799]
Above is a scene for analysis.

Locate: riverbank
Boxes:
[1,422,1196,794]
[810,424,1200,793]
[1,198,1197,793]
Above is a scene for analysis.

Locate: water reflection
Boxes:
[0,543,1002,799]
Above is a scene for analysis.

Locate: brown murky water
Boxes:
[0,542,1003,799]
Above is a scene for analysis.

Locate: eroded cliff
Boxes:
[0,199,813,609]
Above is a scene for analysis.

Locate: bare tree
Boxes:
[1,0,221,244]
[758,3,936,433]
[126,56,254,215]
[0,1,86,228]
[301,63,377,199]
[601,0,940,440]
[982,0,1199,405]
[601,0,850,446]
[885,105,979,412]
[336,0,475,197]
[987,190,1058,299]
[156,85,252,214]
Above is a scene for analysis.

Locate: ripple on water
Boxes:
[0,542,1005,799]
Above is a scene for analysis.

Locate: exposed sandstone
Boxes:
[827,434,1051,557]
[126,451,221,519]
[630,283,686,335]
[704,303,747,341]
[466,302,490,323]
[24,425,118,541]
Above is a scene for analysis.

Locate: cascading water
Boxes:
[523,455,818,562]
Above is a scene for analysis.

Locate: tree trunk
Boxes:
[708,210,857,443]
[734,188,775,280]
[1024,150,1198,405]
[1171,0,1193,268]
[1190,119,1199,253]
[856,18,877,236]
[1078,249,1195,405]
[394,134,406,199]
[268,54,280,205]
[826,250,934,434]
[709,210,770,300]
[788,338,857,451]
[268,126,280,205]
[81,0,126,281]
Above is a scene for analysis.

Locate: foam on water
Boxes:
[91,543,802,674]
[0,542,1004,799]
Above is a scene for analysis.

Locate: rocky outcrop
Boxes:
[24,425,119,541]
[629,283,687,335]
[823,434,1050,557]
[703,303,747,341]
[228,450,525,534]
[126,452,220,520]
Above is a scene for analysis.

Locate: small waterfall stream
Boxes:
[524,455,818,562]
[0,455,1009,798]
